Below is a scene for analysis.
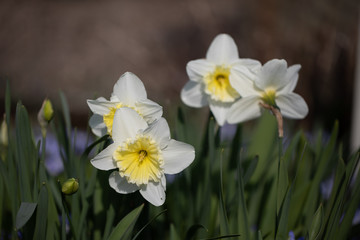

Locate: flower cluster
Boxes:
[88,72,195,206]
[181,34,308,127]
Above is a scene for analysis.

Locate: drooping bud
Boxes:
[38,99,54,137]
[61,178,79,195]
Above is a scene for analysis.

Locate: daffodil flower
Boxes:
[90,108,195,206]
[227,59,309,124]
[87,72,163,137]
[181,33,261,126]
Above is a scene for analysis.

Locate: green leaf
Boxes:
[33,184,49,240]
[107,204,144,240]
[59,91,71,136]
[185,224,208,240]
[219,149,229,235]
[200,234,241,240]
[248,111,277,184]
[132,209,167,240]
[308,204,324,240]
[15,103,36,202]
[169,224,181,240]
[277,157,289,215]
[336,153,360,239]
[243,155,259,185]
[275,186,292,240]
[15,202,37,230]
[236,153,250,240]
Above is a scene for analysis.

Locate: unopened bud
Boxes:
[61,178,79,195]
[38,99,54,136]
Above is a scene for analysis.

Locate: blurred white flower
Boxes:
[181,33,261,126]
[87,72,163,137]
[228,59,308,124]
[90,108,195,206]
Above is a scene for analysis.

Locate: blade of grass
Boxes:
[132,209,167,240]
[236,149,250,240]
[107,204,144,240]
[33,184,48,239]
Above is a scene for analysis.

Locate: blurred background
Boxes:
[0,0,359,149]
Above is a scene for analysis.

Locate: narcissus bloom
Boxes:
[87,72,163,137]
[181,33,260,126]
[227,59,308,124]
[90,108,195,206]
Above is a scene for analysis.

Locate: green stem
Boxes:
[275,136,283,238]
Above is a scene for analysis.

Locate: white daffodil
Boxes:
[90,108,195,206]
[181,33,261,126]
[227,59,309,124]
[87,72,163,137]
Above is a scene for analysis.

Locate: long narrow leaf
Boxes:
[107,204,144,240]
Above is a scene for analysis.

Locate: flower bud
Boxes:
[38,99,54,124]
[38,99,54,137]
[61,178,79,195]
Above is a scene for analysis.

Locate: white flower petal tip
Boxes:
[112,72,147,102]
[227,96,262,124]
[163,140,195,174]
[277,93,309,119]
[90,144,117,171]
[180,81,208,108]
[206,34,239,64]
[112,107,148,143]
[109,171,139,194]
[139,180,166,206]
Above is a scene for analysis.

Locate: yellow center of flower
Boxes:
[103,104,141,136]
[261,88,277,106]
[204,65,240,102]
[113,135,163,186]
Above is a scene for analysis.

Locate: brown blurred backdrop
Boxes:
[0,0,358,140]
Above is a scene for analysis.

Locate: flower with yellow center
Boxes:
[181,33,261,126]
[90,108,195,206]
[87,72,162,137]
[227,59,309,124]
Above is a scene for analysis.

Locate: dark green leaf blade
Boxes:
[15,202,37,230]
[107,204,144,240]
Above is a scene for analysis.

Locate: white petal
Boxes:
[233,58,262,71]
[112,108,148,143]
[206,34,239,65]
[89,114,107,137]
[108,171,139,194]
[276,93,309,119]
[181,81,208,108]
[90,143,117,170]
[162,139,195,174]
[227,96,262,124]
[278,64,301,94]
[230,68,260,97]
[256,59,288,90]
[139,178,166,206]
[209,101,232,126]
[186,59,214,82]
[143,118,170,149]
[111,72,147,104]
[87,99,114,115]
[135,99,163,124]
